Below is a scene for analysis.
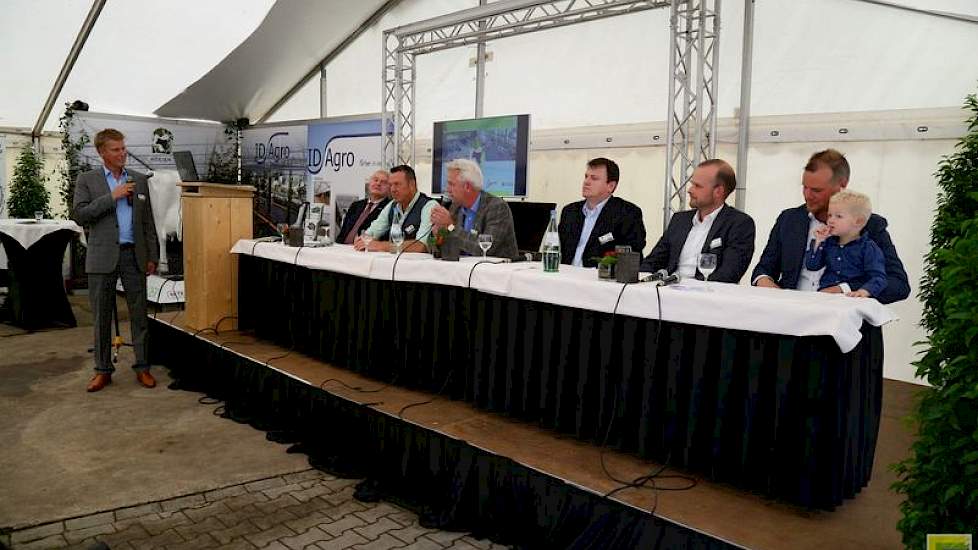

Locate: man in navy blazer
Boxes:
[558,157,646,267]
[751,149,910,304]
[641,159,755,282]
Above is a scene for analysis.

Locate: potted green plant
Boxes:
[595,250,618,280]
[7,146,50,219]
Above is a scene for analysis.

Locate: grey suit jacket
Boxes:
[72,168,159,274]
[439,191,519,260]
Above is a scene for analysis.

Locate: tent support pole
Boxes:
[735,0,754,211]
[33,0,106,138]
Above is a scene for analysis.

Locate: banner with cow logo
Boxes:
[71,111,225,176]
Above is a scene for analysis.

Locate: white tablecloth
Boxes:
[0,218,83,270]
[231,239,897,352]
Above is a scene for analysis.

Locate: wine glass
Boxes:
[477,234,492,258]
[698,253,717,290]
[360,231,373,252]
[390,223,404,254]
[276,223,289,242]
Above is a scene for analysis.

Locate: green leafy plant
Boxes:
[892,92,978,549]
[58,102,91,218]
[206,121,242,184]
[7,146,50,218]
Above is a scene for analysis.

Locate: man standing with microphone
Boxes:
[73,129,159,392]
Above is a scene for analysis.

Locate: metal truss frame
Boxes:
[382,0,721,226]
[382,0,672,167]
[663,0,721,227]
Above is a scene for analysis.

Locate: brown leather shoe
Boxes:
[136,370,156,388]
[87,373,112,392]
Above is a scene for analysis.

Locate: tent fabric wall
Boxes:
[155,0,391,123]
[270,0,978,134]
[0,0,274,131]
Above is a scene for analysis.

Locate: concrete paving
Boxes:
[0,295,505,549]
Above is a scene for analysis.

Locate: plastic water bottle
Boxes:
[542,210,560,273]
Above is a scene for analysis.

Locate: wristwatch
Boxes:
[447,224,456,233]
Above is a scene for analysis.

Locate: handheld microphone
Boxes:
[125,174,135,205]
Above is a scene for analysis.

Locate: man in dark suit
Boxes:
[558,157,646,267]
[429,159,519,260]
[72,129,160,392]
[336,170,391,244]
[641,159,755,282]
[751,149,910,304]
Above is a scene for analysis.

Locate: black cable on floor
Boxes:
[397,371,454,419]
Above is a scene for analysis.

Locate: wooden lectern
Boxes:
[179,183,255,331]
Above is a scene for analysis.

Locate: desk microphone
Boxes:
[639,269,670,283]
[638,269,680,286]
[659,272,680,286]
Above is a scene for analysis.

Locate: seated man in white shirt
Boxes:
[641,159,755,283]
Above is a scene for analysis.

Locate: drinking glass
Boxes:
[360,231,373,251]
[34,211,43,222]
[477,234,492,258]
[390,223,404,254]
[698,253,717,290]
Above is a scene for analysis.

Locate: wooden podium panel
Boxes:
[179,183,255,331]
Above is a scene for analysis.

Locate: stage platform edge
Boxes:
[148,312,911,550]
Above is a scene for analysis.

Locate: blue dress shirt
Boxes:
[459,193,482,233]
[104,167,134,244]
[806,234,887,297]
[572,197,609,267]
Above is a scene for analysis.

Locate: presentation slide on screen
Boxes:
[435,115,527,196]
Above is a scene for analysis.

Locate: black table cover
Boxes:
[0,230,77,329]
[237,255,883,510]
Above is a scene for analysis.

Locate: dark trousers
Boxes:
[88,246,149,374]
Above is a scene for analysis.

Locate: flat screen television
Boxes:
[431,114,530,197]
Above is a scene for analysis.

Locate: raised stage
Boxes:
[148,311,915,550]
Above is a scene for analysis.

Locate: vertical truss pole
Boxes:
[663,0,720,230]
[663,2,680,229]
[382,32,415,167]
[407,52,417,166]
[708,0,721,157]
[382,31,396,168]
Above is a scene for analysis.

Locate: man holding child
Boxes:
[751,149,910,304]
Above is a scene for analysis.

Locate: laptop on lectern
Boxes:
[173,151,200,182]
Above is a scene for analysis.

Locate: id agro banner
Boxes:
[305,117,383,235]
[241,125,307,229]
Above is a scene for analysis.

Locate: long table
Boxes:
[232,240,894,509]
